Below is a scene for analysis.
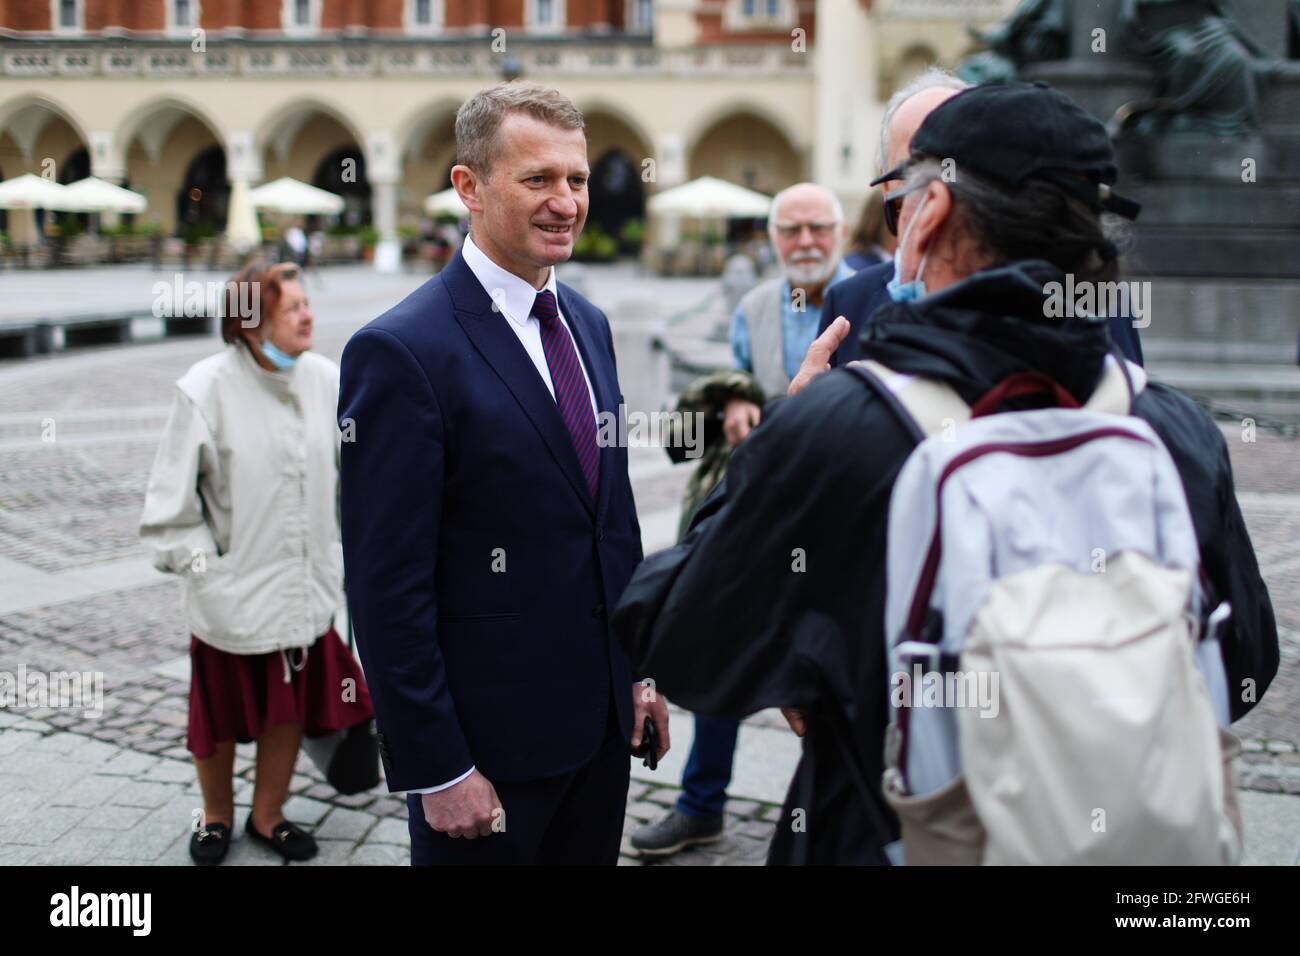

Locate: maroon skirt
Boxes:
[187,626,375,760]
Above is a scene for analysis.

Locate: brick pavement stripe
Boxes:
[367,796,404,818]
[99,750,161,776]
[349,843,407,866]
[0,845,39,865]
[296,838,355,866]
[8,754,85,791]
[109,780,184,809]
[643,787,678,808]
[36,827,120,866]
[734,819,777,840]
[48,773,129,808]
[141,759,197,784]
[331,792,376,809]
[315,807,377,842]
[219,837,288,867]
[90,804,154,830]
[281,795,333,826]
[624,800,664,823]
[0,729,43,757]
[724,797,762,819]
[626,782,650,802]
[100,819,190,863]
[0,806,86,845]
[365,817,411,846]
[0,786,49,822]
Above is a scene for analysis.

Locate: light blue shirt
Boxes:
[730,260,856,378]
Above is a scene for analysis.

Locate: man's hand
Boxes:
[780,707,807,737]
[723,398,761,446]
[787,316,851,397]
[420,770,503,839]
[631,681,671,762]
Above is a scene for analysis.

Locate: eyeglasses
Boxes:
[772,221,840,240]
[881,180,930,237]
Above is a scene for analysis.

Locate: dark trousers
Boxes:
[675,714,740,820]
[407,697,630,865]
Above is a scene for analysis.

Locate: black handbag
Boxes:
[301,597,381,795]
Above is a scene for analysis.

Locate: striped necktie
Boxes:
[532,290,599,500]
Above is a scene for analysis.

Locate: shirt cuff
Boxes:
[408,765,476,795]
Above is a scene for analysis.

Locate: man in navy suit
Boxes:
[813,71,1143,374]
[338,82,670,865]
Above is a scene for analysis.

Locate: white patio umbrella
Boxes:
[0,173,83,212]
[248,177,345,215]
[647,176,771,219]
[62,177,148,214]
[423,187,468,218]
[225,178,262,252]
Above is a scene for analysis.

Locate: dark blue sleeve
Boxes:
[338,327,474,791]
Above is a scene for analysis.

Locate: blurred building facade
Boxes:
[0,0,1015,249]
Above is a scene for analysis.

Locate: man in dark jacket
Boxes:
[613,83,1277,865]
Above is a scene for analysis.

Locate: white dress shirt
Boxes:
[409,235,600,795]
[461,233,598,417]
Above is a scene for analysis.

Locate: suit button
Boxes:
[592,603,606,619]
[596,528,606,542]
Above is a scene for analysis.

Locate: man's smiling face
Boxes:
[458,112,590,287]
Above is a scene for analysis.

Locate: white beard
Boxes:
[783,254,837,289]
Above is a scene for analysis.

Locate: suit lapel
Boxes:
[558,285,617,525]
[443,253,596,517]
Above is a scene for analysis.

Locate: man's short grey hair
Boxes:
[877,67,970,173]
[455,81,586,175]
[767,183,844,233]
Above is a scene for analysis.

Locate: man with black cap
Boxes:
[815,74,1144,373]
[613,82,1278,865]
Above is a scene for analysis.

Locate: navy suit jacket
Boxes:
[819,261,1145,368]
[337,250,641,790]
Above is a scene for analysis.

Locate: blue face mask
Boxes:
[886,192,932,303]
[260,339,299,370]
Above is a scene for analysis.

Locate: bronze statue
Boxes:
[1115,0,1270,136]
[958,0,1069,85]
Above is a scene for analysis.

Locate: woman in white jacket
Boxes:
[140,261,373,865]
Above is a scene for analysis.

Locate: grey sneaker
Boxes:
[630,809,724,857]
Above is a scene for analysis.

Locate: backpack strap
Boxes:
[1083,351,1148,416]
[845,359,971,440]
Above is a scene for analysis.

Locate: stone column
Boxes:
[225,133,264,253]
[89,131,124,230]
[366,130,402,273]
[371,178,401,273]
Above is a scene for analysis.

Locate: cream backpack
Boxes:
[848,356,1242,866]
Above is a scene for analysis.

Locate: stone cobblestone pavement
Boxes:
[0,265,1296,866]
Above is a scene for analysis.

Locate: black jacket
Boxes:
[613,260,1277,865]
[819,259,1146,368]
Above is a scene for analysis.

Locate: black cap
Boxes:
[871,81,1140,220]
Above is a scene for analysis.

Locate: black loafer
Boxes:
[245,813,318,862]
[190,822,232,866]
